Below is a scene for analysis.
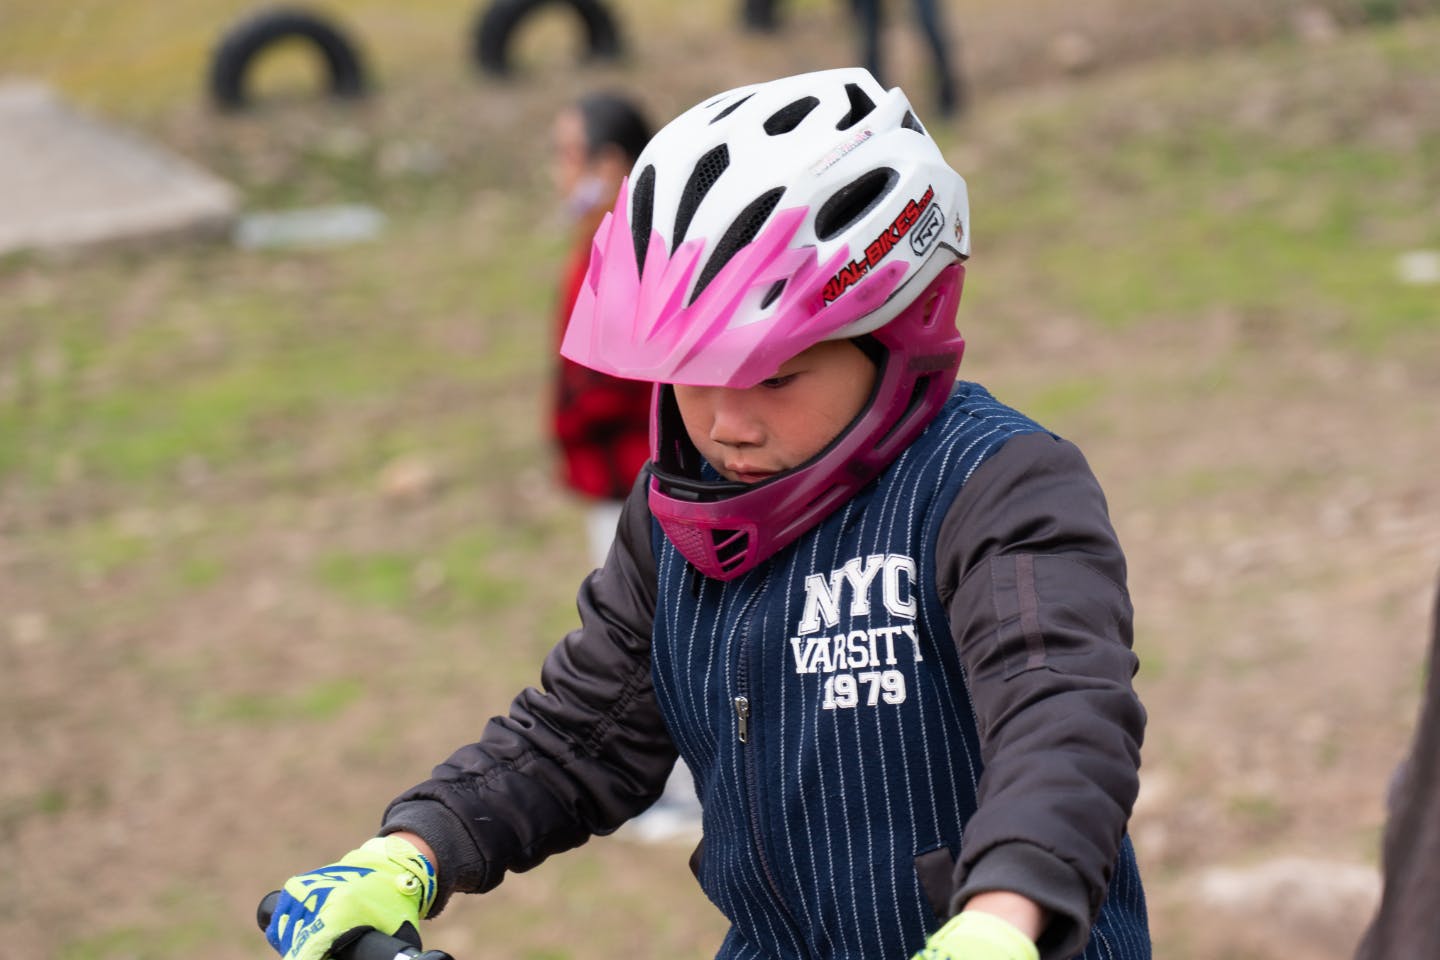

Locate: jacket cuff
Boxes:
[381,800,487,917]
[953,841,1091,960]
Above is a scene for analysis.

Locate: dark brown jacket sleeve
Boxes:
[1354,574,1440,960]
[380,473,673,914]
[935,431,1146,960]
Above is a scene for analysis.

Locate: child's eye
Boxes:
[760,374,797,389]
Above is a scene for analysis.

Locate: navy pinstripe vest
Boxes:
[650,382,1149,960]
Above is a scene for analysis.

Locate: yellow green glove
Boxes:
[265,835,437,960]
[914,911,1041,960]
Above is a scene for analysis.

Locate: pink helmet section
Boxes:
[561,179,906,388]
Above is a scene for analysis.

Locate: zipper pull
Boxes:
[734,695,750,744]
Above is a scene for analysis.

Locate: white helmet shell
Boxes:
[564,67,970,389]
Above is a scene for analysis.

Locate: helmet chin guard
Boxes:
[559,68,972,579]
[649,264,964,580]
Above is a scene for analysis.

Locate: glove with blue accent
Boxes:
[265,835,437,960]
[913,911,1041,960]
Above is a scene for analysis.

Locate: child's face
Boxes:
[551,107,629,215]
[550,107,589,198]
[673,340,876,484]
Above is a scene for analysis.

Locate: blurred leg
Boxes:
[911,0,962,115]
[850,0,884,84]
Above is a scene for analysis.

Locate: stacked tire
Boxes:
[472,0,622,76]
[209,6,367,110]
[208,0,626,111]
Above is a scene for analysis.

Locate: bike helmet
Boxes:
[562,68,970,580]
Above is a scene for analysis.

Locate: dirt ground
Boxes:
[4,3,1439,959]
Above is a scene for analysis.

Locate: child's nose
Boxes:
[708,391,764,447]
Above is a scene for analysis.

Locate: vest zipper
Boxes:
[733,696,749,743]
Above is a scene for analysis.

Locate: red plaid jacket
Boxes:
[552,229,652,500]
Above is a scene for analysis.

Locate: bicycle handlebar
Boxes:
[256,891,455,960]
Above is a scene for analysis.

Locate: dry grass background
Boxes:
[3,2,1440,959]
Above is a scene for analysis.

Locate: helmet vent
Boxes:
[764,96,819,135]
[760,279,787,310]
[690,187,785,303]
[673,144,730,248]
[711,528,750,572]
[631,164,657,278]
[836,83,876,130]
[814,167,897,242]
[710,93,754,124]
[901,110,925,133]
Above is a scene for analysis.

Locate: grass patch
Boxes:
[967,22,1440,348]
[58,520,159,577]
[315,520,568,625]
[1,783,113,840]
[58,924,212,960]
[179,554,226,587]
[316,551,418,609]
[55,887,240,960]
[31,509,225,601]
[1033,144,1440,343]
[196,677,366,724]
[1,176,561,499]
[1005,376,1109,427]
[3,269,538,495]
[1226,790,1290,833]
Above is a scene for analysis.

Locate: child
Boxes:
[849,0,964,116]
[264,68,1150,960]
[548,91,655,568]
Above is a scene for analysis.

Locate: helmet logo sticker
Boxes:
[909,203,945,257]
[808,127,874,176]
[822,185,936,304]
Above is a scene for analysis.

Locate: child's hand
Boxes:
[913,910,1041,960]
[264,835,437,960]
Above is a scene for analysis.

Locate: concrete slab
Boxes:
[0,81,238,257]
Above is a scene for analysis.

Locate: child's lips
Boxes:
[727,464,776,483]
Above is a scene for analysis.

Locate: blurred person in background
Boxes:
[849,0,964,116]
[550,91,656,568]
[1355,572,1440,959]
[549,90,703,842]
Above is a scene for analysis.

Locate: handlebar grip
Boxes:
[256,891,454,960]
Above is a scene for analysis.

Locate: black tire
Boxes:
[208,6,368,110]
[472,0,623,77]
